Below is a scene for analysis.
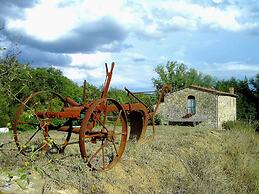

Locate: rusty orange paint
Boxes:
[12,62,166,170]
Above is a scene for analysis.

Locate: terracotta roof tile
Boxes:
[189,85,238,97]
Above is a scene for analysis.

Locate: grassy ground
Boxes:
[0,125,259,194]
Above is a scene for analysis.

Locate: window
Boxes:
[187,95,196,114]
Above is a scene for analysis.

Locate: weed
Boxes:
[0,125,258,193]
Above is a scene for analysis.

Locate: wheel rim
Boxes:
[12,91,69,155]
[79,98,128,171]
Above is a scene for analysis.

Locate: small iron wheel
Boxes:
[12,91,69,155]
[79,98,128,171]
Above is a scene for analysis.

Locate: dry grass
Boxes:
[0,125,259,193]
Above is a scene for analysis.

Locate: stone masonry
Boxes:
[157,85,237,128]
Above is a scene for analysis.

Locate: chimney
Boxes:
[229,87,234,94]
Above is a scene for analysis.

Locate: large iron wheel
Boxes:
[79,98,128,171]
[12,91,69,155]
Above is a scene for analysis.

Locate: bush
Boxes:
[154,114,162,125]
[222,120,259,132]
[148,114,162,125]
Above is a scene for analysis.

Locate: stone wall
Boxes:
[157,88,218,128]
[217,95,236,128]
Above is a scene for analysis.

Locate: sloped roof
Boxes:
[188,85,238,97]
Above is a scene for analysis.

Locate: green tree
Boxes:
[255,74,259,96]
[29,67,82,99]
[216,77,257,121]
[0,55,85,126]
[108,88,129,104]
[152,61,258,122]
[152,61,215,91]
[84,81,101,101]
[250,73,259,119]
[0,56,32,126]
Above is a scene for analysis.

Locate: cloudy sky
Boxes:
[0,0,259,91]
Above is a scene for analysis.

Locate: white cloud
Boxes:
[159,1,243,31]
[6,0,132,41]
[56,51,114,85]
[60,65,106,85]
[61,67,87,81]
[7,0,79,41]
[123,52,147,62]
[69,52,112,68]
[59,60,154,90]
[2,0,259,91]
[223,62,259,71]
[212,0,224,4]
[6,0,258,43]
[167,16,197,30]
[200,61,259,79]
[113,62,155,90]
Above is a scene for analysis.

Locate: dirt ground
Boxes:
[0,125,259,194]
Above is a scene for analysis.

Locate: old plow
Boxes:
[12,63,169,171]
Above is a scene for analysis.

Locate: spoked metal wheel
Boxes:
[12,91,69,156]
[79,98,128,171]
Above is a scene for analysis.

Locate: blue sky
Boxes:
[0,0,258,91]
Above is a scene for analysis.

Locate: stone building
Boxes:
[157,85,237,128]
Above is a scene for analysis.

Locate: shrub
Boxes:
[148,114,162,125]
[154,114,162,125]
[222,120,259,132]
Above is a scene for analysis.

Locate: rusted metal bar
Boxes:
[37,107,83,119]
[132,91,155,95]
[12,62,165,171]
[153,84,172,114]
[83,80,86,103]
[101,62,115,98]
[124,87,148,109]
[65,97,81,106]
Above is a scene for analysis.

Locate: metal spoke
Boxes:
[88,140,108,164]
[23,127,41,146]
[47,134,60,150]
[101,140,105,169]
[114,132,127,136]
[14,91,71,157]
[92,112,109,132]
[102,100,108,126]
[113,110,122,133]
[112,141,119,157]
[67,141,80,145]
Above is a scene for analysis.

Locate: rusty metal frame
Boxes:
[12,62,166,170]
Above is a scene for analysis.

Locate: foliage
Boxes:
[84,81,101,101]
[222,120,258,132]
[0,126,258,193]
[107,87,129,104]
[152,61,259,122]
[0,53,162,127]
[216,77,258,121]
[147,113,162,125]
[0,55,84,127]
[0,56,32,126]
[152,61,216,91]
[1,53,258,127]
[134,93,157,112]
[251,74,259,120]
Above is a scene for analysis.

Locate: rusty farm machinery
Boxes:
[12,63,169,171]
